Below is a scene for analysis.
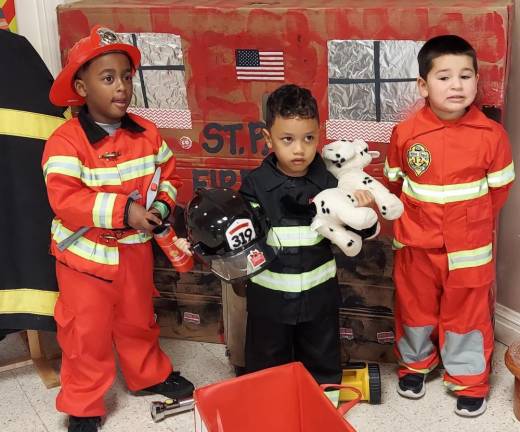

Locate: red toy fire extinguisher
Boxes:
[153,224,194,273]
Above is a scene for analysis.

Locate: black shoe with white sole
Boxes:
[397,373,426,399]
[455,396,487,417]
[135,371,195,400]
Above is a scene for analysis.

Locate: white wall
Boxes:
[14,0,67,77]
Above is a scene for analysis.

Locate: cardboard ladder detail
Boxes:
[0,330,60,389]
[194,362,358,432]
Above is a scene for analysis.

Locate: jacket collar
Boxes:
[411,104,492,139]
[260,152,331,191]
[78,105,146,145]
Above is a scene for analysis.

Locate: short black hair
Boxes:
[264,84,319,129]
[418,35,478,79]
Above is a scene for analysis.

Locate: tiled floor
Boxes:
[0,334,518,432]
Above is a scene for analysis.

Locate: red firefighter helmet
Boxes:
[50,25,141,107]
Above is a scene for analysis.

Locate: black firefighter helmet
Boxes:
[185,188,281,282]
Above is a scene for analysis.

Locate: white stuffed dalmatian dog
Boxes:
[310,139,404,257]
[323,138,404,219]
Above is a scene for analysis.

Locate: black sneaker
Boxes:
[397,373,426,399]
[68,416,101,432]
[135,371,194,399]
[455,396,487,417]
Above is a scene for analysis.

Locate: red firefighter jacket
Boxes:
[42,107,181,281]
[384,105,514,288]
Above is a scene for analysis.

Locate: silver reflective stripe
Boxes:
[251,259,336,292]
[384,159,404,182]
[398,325,435,364]
[402,177,488,204]
[51,219,118,265]
[441,330,485,376]
[487,161,515,188]
[81,166,121,186]
[118,232,152,244]
[269,226,324,247]
[117,155,156,182]
[92,193,116,229]
[447,243,492,270]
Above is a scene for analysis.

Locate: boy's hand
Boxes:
[173,237,193,256]
[353,190,375,207]
[128,201,162,232]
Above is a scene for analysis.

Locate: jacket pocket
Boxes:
[466,203,493,245]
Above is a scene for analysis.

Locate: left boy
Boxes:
[42,26,193,432]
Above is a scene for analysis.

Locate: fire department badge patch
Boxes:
[407,143,431,176]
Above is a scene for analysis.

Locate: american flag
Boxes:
[235,49,285,81]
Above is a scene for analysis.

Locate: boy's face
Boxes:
[263,116,319,177]
[418,54,478,120]
[74,52,133,124]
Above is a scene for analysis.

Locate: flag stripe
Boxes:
[237,76,284,81]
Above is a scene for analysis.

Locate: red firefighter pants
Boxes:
[54,242,172,417]
[393,246,494,398]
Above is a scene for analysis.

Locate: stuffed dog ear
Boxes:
[322,140,356,162]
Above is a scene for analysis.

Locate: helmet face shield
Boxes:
[186,188,281,282]
[194,230,281,282]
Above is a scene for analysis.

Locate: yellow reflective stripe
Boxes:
[402,177,488,204]
[488,162,515,188]
[93,193,117,228]
[384,159,404,182]
[51,219,118,265]
[118,155,156,182]
[251,259,336,292]
[392,238,405,250]
[447,243,492,271]
[443,381,468,391]
[156,140,174,165]
[0,108,66,140]
[400,361,437,374]
[0,289,58,316]
[46,155,159,187]
[118,232,152,244]
[269,226,324,247]
[159,180,178,202]
[43,156,82,182]
[250,202,260,208]
[151,201,169,219]
[63,107,72,120]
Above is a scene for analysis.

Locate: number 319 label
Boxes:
[225,219,256,250]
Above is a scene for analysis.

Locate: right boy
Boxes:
[239,84,375,387]
[384,35,514,417]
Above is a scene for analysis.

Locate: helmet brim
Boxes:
[194,231,281,283]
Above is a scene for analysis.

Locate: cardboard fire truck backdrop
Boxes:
[56,0,513,209]
[56,0,513,360]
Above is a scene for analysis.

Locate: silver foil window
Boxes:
[119,32,188,110]
[328,40,424,122]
